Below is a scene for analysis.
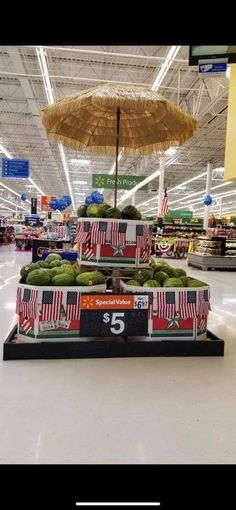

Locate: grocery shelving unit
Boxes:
[187,237,236,270]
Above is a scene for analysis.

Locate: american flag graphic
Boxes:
[41,290,62,321]
[66,291,80,320]
[161,188,169,216]
[141,246,150,262]
[136,224,145,248]
[75,221,91,244]
[179,290,197,319]
[51,226,66,238]
[111,221,127,246]
[22,318,32,335]
[83,242,95,260]
[199,289,210,317]
[148,225,153,246]
[21,288,38,319]
[157,291,176,318]
[198,316,207,332]
[16,287,22,315]
[91,221,108,244]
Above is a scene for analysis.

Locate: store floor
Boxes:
[0,245,236,464]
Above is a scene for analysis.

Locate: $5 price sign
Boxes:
[80,294,149,337]
[103,312,126,335]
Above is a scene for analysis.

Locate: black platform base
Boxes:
[3,325,224,360]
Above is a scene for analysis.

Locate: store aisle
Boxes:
[0,246,236,464]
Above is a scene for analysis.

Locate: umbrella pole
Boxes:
[114,107,120,208]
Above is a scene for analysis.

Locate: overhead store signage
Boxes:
[198,61,227,76]
[40,195,56,212]
[80,293,149,337]
[165,210,193,222]
[2,158,29,179]
[92,174,148,191]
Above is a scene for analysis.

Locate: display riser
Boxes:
[3,325,224,360]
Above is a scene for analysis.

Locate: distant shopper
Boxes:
[209,215,217,228]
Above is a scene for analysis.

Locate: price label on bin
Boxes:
[80,294,149,337]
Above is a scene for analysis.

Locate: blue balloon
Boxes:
[58,198,68,211]
[91,191,104,204]
[49,198,59,210]
[85,195,94,205]
[62,195,71,207]
[21,193,27,202]
[204,195,212,206]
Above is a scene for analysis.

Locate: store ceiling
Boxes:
[0,45,234,217]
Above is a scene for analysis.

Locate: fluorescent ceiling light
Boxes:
[166,147,177,157]
[0,197,29,211]
[118,170,160,206]
[58,143,75,210]
[70,159,90,165]
[213,167,224,172]
[151,46,181,91]
[138,171,208,209]
[36,47,54,105]
[73,180,87,185]
[28,178,45,196]
[0,143,12,159]
[36,46,75,211]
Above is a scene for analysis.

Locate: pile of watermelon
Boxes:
[126,260,207,288]
[77,203,143,220]
[20,253,106,287]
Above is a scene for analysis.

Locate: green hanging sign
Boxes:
[92,174,148,191]
[165,210,193,222]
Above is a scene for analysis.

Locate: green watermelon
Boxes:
[101,203,111,211]
[20,263,37,279]
[154,271,169,285]
[179,276,188,287]
[51,273,75,286]
[163,277,184,287]
[143,279,161,287]
[175,268,187,277]
[86,204,105,218]
[162,266,177,277]
[134,269,153,285]
[77,205,88,217]
[60,259,71,265]
[126,279,140,286]
[76,271,105,286]
[34,260,49,269]
[104,207,122,219]
[26,269,52,286]
[49,267,65,277]
[153,262,167,273]
[121,205,141,220]
[48,260,62,268]
[45,253,62,263]
[60,264,75,275]
[188,279,207,287]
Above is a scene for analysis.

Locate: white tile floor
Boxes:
[0,244,236,464]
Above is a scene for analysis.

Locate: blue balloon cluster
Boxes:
[49,195,72,211]
[21,193,27,202]
[85,191,104,206]
[203,195,212,206]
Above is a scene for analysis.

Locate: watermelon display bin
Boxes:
[76,218,152,268]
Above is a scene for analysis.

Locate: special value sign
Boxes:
[80,294,149,337]
[92,174,148,191]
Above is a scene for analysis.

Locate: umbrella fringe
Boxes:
[45,127,198,156]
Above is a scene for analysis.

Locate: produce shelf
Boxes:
[3,325,224,360]
[187,252,236,270]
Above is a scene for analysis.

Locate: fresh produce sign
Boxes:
[92,174,148,191]
[80,293,149,337]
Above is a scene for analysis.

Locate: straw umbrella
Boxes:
[41,83,198,207]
